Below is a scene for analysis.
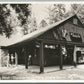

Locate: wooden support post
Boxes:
[59,44,63,70]
[0,48,2,67]
[73,45,77,67]
[15,52,18,65]
[25,56,28,69]
[25,48,28,69]
[60,54,63,70]
[13,52,15,64]
[40,42,44,73]
[9,53,11,64]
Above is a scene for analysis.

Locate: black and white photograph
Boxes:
[1,2,84,80]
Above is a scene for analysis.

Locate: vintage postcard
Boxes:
[0,0,84,83]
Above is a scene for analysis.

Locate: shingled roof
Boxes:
[0,14,82,47]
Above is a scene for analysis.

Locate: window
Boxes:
[44,44,56,49]
[70,32,82,42]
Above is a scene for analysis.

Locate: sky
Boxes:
[32,4,49,25]
[32,4,71,25]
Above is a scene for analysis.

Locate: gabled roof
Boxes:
[0,14,83,48]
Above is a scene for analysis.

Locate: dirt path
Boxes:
[0,65,84,80]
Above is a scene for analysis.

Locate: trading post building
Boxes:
[0,14,84,73]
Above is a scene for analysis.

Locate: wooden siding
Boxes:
[37,17,84,43]
[63,22,84,42]
[37,30,55,40]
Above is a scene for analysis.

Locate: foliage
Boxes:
[0,4,31,38]
[28,16,37,33]
[71,4,84,25]
[76,5,84,25]
[47,4,84,26]
[71,4,81,14]
[39,19,48,28]
[10,4,31,25]
[47,4,66,24]
[0,4,11,37]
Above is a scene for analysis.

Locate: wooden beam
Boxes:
[40,42,44,73]
[36,38,84,46]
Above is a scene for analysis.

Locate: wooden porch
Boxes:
[2,38,84,73]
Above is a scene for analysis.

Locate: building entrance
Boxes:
[76,51,84,64]
[63,45,74,65]
[44,44,59,66]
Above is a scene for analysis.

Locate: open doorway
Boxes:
[17,48,25,65]
[76,51,84,64]
[64,45,74,65]
[44,44,59,66]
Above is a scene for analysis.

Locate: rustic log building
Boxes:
[0,14,84,73]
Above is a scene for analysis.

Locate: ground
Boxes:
[0,65,84,80]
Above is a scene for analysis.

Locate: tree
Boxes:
[47,4,66,24]
[71,4,81,14]
[47,4,84,25]
[10,4,31,25]
[75,4,84,25]
[0,4,31,38]
[39,19,48,28]
[70,4,84,25]
[0,4,11,37]
[28,16,37,33]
